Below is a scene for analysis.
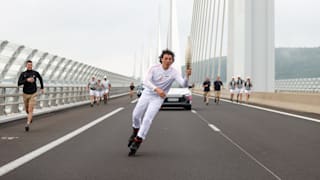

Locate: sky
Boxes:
[1,0,320,77]
[275,0,320,47]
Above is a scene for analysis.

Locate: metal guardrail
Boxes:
[0,40,138,120]
[0,85,129,117]
[275,78,320,93]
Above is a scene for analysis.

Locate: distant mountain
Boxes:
[275,47,320,79]
[183,47,320,81]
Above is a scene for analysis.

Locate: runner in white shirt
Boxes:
[101,76,111,104]
[236,75,244,103]
[244,76,253,103]
[95,79,104,105]
[229,76,236,102]
[128,49,192,156]
[87,76,97,107]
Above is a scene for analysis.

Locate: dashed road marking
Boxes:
[1,137,19,140]
[191,109,282,180]
[131,99,138,104]
[0,107,124,177]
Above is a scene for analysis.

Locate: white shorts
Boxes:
[230,89,236,94]
[89,89,96,96]
[104,89,109,94]
[236,88,244,94]
[95,91,103,97]
[245,90,252,94]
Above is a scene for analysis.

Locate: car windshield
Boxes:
[171,82,184,88]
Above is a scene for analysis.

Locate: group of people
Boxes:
[17,60,113,131]
[87,76,111,107]
[229,75,253,103]
[18,49,253,157]
[203,76,224,105]
[202,75,253,105]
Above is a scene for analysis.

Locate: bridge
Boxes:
[1,0,320,179]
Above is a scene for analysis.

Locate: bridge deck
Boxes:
[0,94,320,180]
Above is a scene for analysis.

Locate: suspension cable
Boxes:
[218,0,226,77]
[212,0,221,80]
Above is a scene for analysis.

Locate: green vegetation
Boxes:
[183,47,320,80]
[275,47,320,79]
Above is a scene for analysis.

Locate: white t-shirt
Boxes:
[88,80,97,90]
[101,80,110,90]
[143,64,188,95]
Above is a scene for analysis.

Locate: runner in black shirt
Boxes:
[202,77,211,105]
[129,82,135,99]
[18,60,44,131]
[213,76,223,104]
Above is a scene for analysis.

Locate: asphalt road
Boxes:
[0,94,320,180]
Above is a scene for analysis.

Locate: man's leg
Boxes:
[246,92,250,102]
[103,89,109,104]
[206,91,210,105]
[96,92,100,105]
[27,104,34,124]
[129,94,150,148]
[236,89,240,103]
[137,96,163,140]
[89,90,95,106]
[90,95,94,106]
[132,94,150,131]
[23,94,29,114]
[130,97,161,156]
[214,91,217,103]
[25,93,37,131]
[23,94,30,131]
[105,93,108,103]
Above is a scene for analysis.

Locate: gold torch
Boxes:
[185,36,192,70]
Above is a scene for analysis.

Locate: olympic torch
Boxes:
[185,36,192,70]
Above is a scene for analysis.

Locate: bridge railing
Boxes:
[275,78,320,93]
[0,85,129,116]
[0,40,138,121]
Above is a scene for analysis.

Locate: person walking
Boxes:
[202,77,211,105]
[213,76,223,104]
[128,49,192,156]
[87,76,97,107]
[18,60,44,132]
[101,76,111,104]
[129,82,135,99]
[95,79,103,105]
[236,75,244,103]
[244,76,253,103]
[229,76,236,102]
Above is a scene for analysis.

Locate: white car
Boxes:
[162,87,192,110]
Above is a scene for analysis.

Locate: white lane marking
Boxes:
[131,99,138,104]
[1,137,19,140]
[0,107,124,177]
[192,110,221,132]
[191,110,210,124]
[238,102,320,123]
[208,124,221,132]
[192,109,282,180]
[219,131,282,180]
[193,93,320,123]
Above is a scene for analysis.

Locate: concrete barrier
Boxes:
[192,88,320,114]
